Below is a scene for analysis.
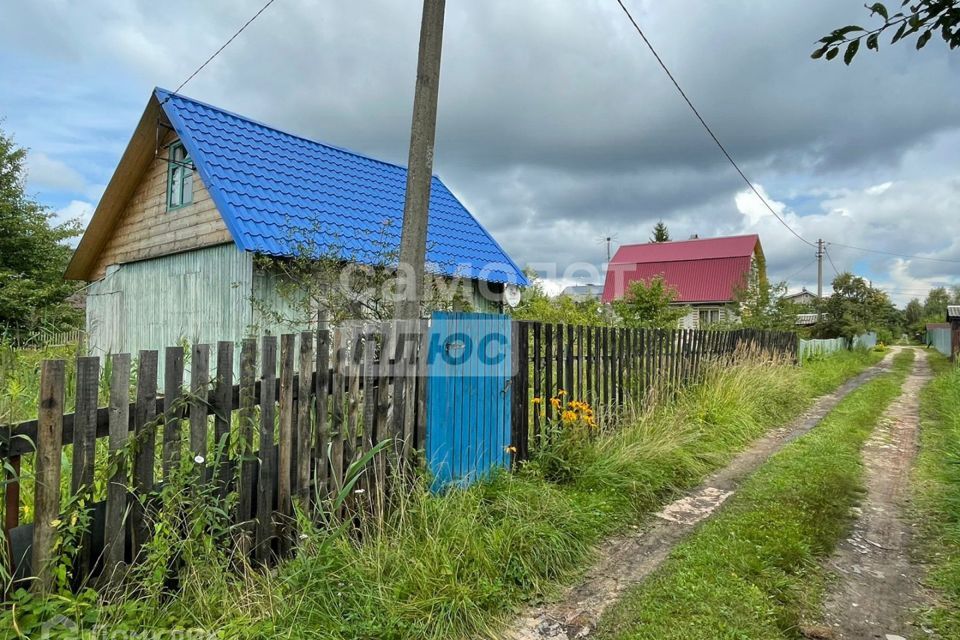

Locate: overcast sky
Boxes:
[2,0,959,305]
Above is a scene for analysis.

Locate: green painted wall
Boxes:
[86,243,254,365]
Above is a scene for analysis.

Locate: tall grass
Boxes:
[915,355,960,636]
[2,349,881,639]
[0,342,82,425]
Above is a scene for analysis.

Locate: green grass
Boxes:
[2,348,883,639]
[914,352,960,636]
[594,349,914,640]
[0,342,83,425]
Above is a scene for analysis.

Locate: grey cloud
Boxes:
[2,0,960,305]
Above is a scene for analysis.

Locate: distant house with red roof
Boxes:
[602,234,765,329]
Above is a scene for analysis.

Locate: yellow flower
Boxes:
[550,397,562,409]
[557,389,567,397]
[561,410,578,423]
[532,397,542,405]
[505,445,517,453]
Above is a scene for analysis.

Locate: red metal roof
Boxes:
[602,235,760,304]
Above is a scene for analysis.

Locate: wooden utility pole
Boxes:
[396,0,446,320]
[816,238,824,320]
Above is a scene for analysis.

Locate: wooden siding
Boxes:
[89,131,232,280]
[85,245,254,384]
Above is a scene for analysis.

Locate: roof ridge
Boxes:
[616,233,758,249]
[154,87,425,178]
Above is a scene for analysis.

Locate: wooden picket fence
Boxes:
[508,324,798,461]
[2,320,797,591]
[2,323,427,590]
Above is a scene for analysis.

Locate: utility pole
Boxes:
[816,238,824,320]
[606,236,612,262]
[396,0,446,320]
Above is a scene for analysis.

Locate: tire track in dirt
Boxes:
[507,354,896,640]
[809,351,933,640]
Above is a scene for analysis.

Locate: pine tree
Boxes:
[650,221,670,243]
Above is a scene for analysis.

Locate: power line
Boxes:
[782,257,818,283]
[826,241,960,265]
[612,1,960,267]
[161,0,279,104]
[823,245,841,277]
[613,0,815,249]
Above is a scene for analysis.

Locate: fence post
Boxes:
[214,342,234,497]
[70,356,99,578]
[190,344,210,481]
[104,353,131,582]
[131,351,158,561]
[297,332,314,507]
[237,339,257,532]
[256,336,277,563]
[162,347,185,480]
[314,329,331,494]
[32,360,65,592]
[277,334,296,556]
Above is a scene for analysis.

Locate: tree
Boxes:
[924,286,951,319]
[512,269,610,326]
[0,126,82,338]
[735,278,804,332]
[813,272,899,340]
[612,276,688,329]
[814,1,960,64]
[650,221,670,243]
[904,297,924,335]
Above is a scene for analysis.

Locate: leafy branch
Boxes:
[813,1,960,64]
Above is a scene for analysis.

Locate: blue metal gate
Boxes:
[426,312,513,489]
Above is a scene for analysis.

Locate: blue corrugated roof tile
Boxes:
[157,88,525,285]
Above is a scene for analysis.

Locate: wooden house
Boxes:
[601,234,766,329]
[65,89,527,357]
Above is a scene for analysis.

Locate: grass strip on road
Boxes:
[914,353,960,637]
[595,349,913,640]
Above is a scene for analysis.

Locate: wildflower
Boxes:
[562,410,578,423]
[354,488,366,495]
[505,445,517,453]
[299,534,309,540]
[550,397,562,409]
[194,455,205,464]
[557,389,567,397]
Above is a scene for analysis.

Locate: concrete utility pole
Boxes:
[396,0,446,320]
[816,238,825,320]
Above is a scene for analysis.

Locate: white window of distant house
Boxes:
[167,142,194,210]
[699,308,720,326]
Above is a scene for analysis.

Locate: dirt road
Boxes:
[815,351,933,640]
[508,355,895,640]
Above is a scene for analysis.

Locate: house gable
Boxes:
[602,234,763,304]
[90,129,232,279]
[66,95,234,280]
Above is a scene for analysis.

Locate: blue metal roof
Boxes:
[155,88,527,285]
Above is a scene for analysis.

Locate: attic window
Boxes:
[167,142,194,210]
